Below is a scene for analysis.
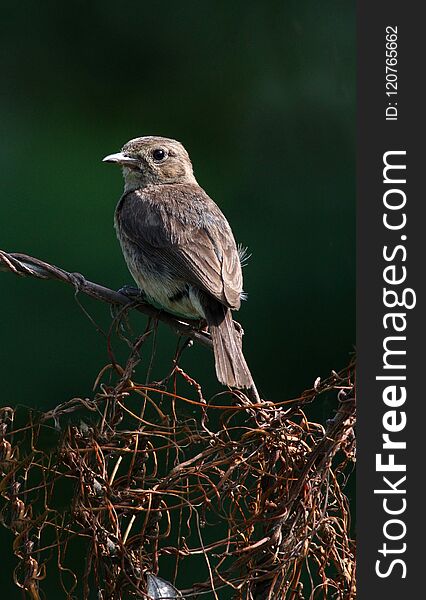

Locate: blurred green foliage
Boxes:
[0,1,354,595]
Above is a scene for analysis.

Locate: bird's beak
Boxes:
[102,152,139,167]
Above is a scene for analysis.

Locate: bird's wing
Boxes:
[116,185,242,309]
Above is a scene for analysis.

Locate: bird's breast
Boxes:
[116,231,203,320]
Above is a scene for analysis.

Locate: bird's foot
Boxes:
[117,284,146,302]
[110,285,146,325]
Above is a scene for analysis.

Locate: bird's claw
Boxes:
[117,284,145,301]
[110,285,145,326]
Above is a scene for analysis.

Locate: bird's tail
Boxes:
[204,304,254,389]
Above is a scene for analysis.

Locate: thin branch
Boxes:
[0,250,212,348]
[0,249,260,402]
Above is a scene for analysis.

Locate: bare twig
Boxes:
[0,249,260,402]
[0,250,212,348]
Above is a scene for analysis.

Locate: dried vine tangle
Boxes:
[0,250,356,599]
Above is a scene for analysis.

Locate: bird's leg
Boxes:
[117,284,146,301]
[110,285,147,327]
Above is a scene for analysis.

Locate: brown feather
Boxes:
[108,135,252,389]
[201,299,253,389]
[116,184,242,309]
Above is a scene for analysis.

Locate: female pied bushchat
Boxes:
[103,136,254,389]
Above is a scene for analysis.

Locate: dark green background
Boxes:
[0,1,355,596]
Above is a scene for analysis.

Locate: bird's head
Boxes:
[103,136,196,191]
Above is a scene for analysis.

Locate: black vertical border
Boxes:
[357,2,425,597]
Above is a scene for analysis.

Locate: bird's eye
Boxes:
[152,148,166,162]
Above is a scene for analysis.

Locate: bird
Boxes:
[103,136,254,389]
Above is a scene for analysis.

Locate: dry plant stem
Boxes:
[252,396,356,600]
[1,365,355,599]
[0,250,260,403]
[0,250,355,600]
